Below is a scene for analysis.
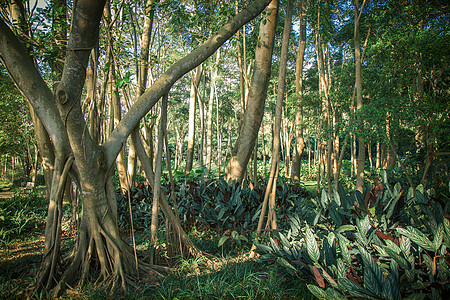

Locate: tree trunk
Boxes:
[206,49,221,175]
[291,0,307,182]
[235,0,246,127]
[376,141,381,168]
[257,0,292,234]
[185,65,202,173]
[261,122,267,174]
[354,0,366,193]
[149,94,167,262]
[226,0,278,183]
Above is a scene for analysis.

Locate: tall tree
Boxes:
[185,64,202,173]
[226,0,278,183]
[291,0,307,181]
[354,0,366,193]
[206,49,221,175]
[257,0,292,233]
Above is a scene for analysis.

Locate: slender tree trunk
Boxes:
[261,122,267,174]
[185,65,202,173]
[354,0,367,193]
[291,0,307,181]
[235,0,246,128]
[206,49,220,175]
[376,141,381,168]
[368,140,373,170]
[257,0,291,234]
[226,0,278,183]
[216,92,222,175]
[149,94,167,263]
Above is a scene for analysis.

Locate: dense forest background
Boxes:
[0,0,449,298]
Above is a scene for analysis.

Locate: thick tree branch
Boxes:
[103,0,272,170]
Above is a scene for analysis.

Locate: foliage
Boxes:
[0,70,35,177]
[0,193,46,243]
[116,169,313,240]
[255,174,450,299]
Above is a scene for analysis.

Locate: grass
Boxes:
[148,257,312,299]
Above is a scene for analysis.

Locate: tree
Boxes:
[0,0,272,295]
[257,0,292,233]
[354,0,366,193]
[226,0,278,183]
[291,0,307,181]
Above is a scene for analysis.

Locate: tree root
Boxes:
[48,207,165,297]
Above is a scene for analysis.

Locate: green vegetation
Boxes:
[0,0,448,298]
[255,174,450,299]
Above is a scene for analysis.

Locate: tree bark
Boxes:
[225,0,278,183]
[354,0,367,193]
[185,65,202,173]
[257,0,292,234]
[206,49,221,175]
[291,0,307,182]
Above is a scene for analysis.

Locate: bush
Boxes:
[115,174,313,240]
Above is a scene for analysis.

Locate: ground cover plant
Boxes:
[255,173,450,299]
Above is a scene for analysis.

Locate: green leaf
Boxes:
[357,244,384,290]
[336,225,356,234]
[416,184,424,194]
[307,284,327,300]
[338,277,375,298]
[321,189,329,209]
[381,272,401,300]
[385,239,401,254]
[337,259,346,278]
[423,254,433,273]
[328,203,342,227]
[393,183,402,196]
[333,187,341,206]
[239,235,248,243]
[338,234,351,263]
[276,257,297,275]
[306,226,320,263]
[386,192,402,220]
[403,294,426,300]
[397,227,435,251]
[364,266,380,295]
[384,246,410,269]
[407,187,415,201]
[400,236,411,257]
[325,287,345,299]
[218,235,229,247]
[433,223,444,250]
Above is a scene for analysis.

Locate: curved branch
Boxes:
[103,0,272,170]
